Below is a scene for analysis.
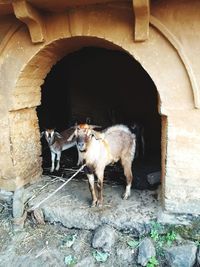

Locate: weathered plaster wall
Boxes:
[151,0,200,213]
[0,16,43,190]
[0,15,21,190]
[151,0,200,99]
[0,1,200,213]
[165,110,200,213]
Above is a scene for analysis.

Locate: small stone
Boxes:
[164,244,197,267]
[33,208,45,225]
[92,225,116,252]
[137,237,156,266]
[116,247,136,264]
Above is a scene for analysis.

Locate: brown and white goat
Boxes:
[68,124,136,207]
[42,128,80,172]
[108,108,145,158]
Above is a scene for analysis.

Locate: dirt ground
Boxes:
[1,137,200,266]
[0,162,199,267]
[0,153,162,267]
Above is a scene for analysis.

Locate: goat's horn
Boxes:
[89,125,102,129]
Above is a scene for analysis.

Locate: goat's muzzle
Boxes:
[77,141,87,152]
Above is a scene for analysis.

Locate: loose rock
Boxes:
[137,237,156,266]
[164,243,197,267]
[92,224,116,252]
[116,246,136,264]
[147,171,161,185]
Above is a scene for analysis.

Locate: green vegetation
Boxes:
[92,250,109,262]
[64,255,77,266]
[147,256,159,267]
[150,221,177,247]
[195,240,200,247]
[165,231,177,246]
[127,239,140,249]
[62,234,77,248]
[150,229,160,242]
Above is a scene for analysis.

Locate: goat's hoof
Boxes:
[97,200,103,207]
[50,169,54,173]
[91,200,97,208]
[122,194,130,200]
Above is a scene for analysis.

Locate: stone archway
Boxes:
[0,5,198,213]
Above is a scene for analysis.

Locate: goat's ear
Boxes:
[67,133,75,141]
[40,131,45,138]
[91,129,101,140]
[86,117,91,124]
[55,132,63,139]
[67,129,77,141]
[89,125,101,129]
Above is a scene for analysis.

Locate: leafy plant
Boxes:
[62,234,77,248]
[150,221,177,247]
[150,221,162,230]
[150,229,159,242]
[165,231,177,246]
[150,221,162,242]
[127,239,140,249]
[195,240,200,247]
[147,256,159,267]
[92,250,109,262]
[64,255,77,266]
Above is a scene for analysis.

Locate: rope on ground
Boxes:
[27,164,86,212]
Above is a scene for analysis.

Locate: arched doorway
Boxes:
[37,46,161,190]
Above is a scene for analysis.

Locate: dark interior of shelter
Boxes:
[37,47,161,190]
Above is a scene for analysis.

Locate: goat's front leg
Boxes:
[50,152,56,173]
[87,173,97,207]
[96,168,104,207]
[77,150,83,166]
[55,151,61,171]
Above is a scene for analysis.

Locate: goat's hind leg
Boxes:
[121,159,133,200]
[96,168,104,207]
[50,152,56,173]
